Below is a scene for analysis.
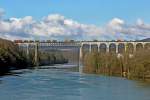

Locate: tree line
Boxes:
[83,49,150,80]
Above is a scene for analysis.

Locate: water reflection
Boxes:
[0,65,150,100]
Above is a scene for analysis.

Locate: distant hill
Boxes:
[139,38,150,42]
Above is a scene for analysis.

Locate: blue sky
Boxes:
[0,0,150,25]
[0,0,150,40]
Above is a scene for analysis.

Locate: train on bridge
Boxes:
[14,40,77,43]
[14,39,135,44]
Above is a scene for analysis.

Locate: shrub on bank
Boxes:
[83,50,150,80]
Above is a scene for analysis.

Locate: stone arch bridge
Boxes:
[15,41,150,72]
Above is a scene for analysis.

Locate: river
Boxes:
[0,65,150,100]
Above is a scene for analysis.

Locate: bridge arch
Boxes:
[91,44,98,52]
[144,43,150,50]
[126,43,134,53]
[118,43,125,54]
[136,43,144,51]
[109,43,116,53]
[99,43,107,53]
[82,44,91,58]
[82,43,90,49]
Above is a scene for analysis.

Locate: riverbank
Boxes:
[0,38,68,75]
[83,50,150,80]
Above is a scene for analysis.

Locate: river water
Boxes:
[0,65,150,100]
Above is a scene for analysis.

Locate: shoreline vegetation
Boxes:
[1,37,150,81]
[0,38,68,75]
[83,50,150,80]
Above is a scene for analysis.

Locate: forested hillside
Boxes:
[0,38,29,74]
[0,38,68,74]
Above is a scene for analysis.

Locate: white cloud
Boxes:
[0,9,150,40]
[108,18,124,27]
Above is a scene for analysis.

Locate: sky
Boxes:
[0,0,150,40]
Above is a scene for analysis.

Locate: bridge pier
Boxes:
[34,43,39,66]
[125,43,127,52]
[133,43,136,52]
[79,46,83,73]
[142,42,145,49]
[89,44,92,53]
[106,43,109,53]
[116,44,119,53]
[98,44,100,52]
[26,43,29,59]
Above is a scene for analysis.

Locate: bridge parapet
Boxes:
[15,41,150,53]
